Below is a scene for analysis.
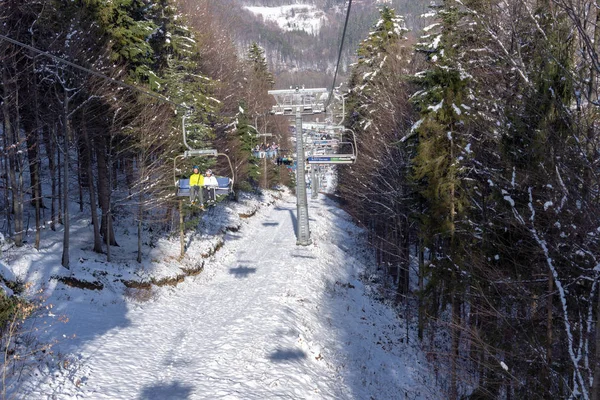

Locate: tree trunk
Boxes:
[2,66,23,247]
[136,160,144,263]
[396,214,409,303]
[43,125,57,231]
[77,144,84,212]
[449,293,461,400]
[125,155,134,193]
[22,99,42,203]
[112,159,118,190]
[164,204,173,233]
[546,268,554,386]
[57,132,63,225]
[25,132,41,245]
[16,153,24,246]
[22,98,43,249]
[61,90,70,269]
[81,116,103,253]
[179,199,184,259]
[29,39,43,249]
[33,135,41,250]
[106,208,111,262]
[95,135,117,246]
[1,118,10,240]
[448,124,460,399]
[418,238,425,341]
[137,200,143,263]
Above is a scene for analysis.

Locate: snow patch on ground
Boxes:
[4,190,439,399]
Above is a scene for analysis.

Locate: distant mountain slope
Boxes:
[244,4,327,35]
[215,0,428,88]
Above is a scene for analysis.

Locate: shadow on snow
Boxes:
[262,221,280,227]
[138,381,194,400]
[268,348,307,362]
[229,266,258,278]
[287,209,298,240]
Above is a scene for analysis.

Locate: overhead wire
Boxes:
[325,0,353,109]
[0,33,187,110]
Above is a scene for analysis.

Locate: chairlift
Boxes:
[276,156,294,166]
[306,128,357,165]
[174,113,235,200]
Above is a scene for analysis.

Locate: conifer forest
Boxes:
[2,0,600,399]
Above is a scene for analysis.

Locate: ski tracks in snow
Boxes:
[19,196,434,399]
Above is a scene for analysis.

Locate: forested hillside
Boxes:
[211,0,429,88]
[338,2,600,399]
[0,0,284,263]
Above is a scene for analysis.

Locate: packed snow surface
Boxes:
[11,193,436,399]
[244,4,326,35]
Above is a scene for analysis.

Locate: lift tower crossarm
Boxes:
[268,87,328,116]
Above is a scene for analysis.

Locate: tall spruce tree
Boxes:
[247,42,274,87]
[340,6,415,302]
[411,1,478,397]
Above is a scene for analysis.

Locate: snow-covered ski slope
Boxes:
[18,194,437,399]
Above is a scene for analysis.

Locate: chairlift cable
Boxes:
[0,33,187,110]
[325,0,353,109]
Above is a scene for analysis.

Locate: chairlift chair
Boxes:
[174,150,235,199]
[306,128,357,165]
[174,113,235,201]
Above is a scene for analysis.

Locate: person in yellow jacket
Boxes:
[189,165,204,206]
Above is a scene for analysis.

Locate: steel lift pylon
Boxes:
[268,87,328,246]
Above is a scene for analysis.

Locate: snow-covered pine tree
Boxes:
[494,2,596,396]
[248,42,275,87]
[233,104,260,190]
[339,6,416,302]
[410,1,481,397]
